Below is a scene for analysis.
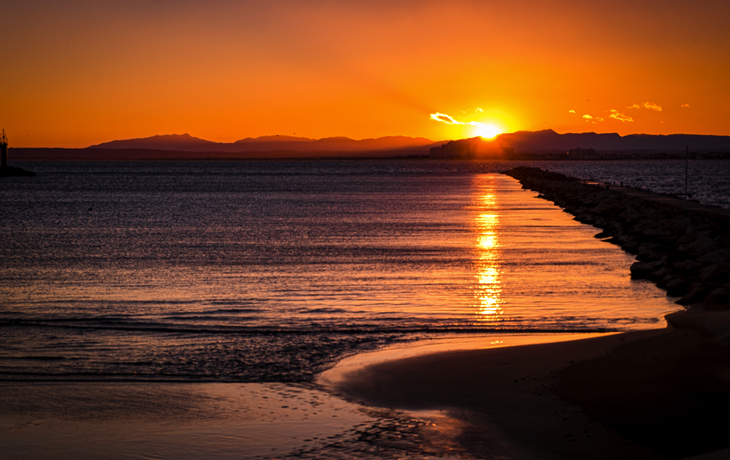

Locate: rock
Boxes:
[677,230,710,246]
[636,242,664,262]
[652,266,674,285]
[672,259,703,274]
[686,237,718,255]
[630,259,665,279]
[621,237,641,253]
[679,284,715,305]
[698,263,730,284]
[666,277,692,297]
[641,227,673,238]
[697,249,730,265]
[668,218,693,235]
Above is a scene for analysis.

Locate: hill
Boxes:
[431,130,730,159]
[89,134,436,153]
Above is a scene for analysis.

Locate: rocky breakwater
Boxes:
[0,165,35,177]
[503,166,730,309]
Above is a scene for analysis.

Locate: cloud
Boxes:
[476,107,484,112]
[609,110,634,122]
[681,103,690,108]
[430,112,487,129]
[430,113,461,124]
[582,114,604,123]
[628,102,662,111]
[568,109,575,113]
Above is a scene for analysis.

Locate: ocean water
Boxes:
[539,159,730,210]
[0,160,689,383]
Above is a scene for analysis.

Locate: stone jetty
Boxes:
[503,167,730,308]
[0,165,36,177]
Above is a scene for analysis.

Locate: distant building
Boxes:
[430,139,478,159]
[430,137,503,159]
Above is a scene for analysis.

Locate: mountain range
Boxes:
[10,130,730,161]
[87,133,438,153]
[490,130,730,153]
[89,131,730,154]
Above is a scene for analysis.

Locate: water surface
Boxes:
[0,161,681,382]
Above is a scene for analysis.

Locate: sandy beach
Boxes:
[325,307,730,460]
[3,310,729,459]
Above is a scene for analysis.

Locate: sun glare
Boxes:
[473,123,503,139]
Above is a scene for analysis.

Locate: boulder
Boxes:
[689,237,719,255]
[672,259,703,274]
[665,277,692,297]
[698,263,730,284]
[630,259,665,279]
[697,249,730,265]
[679,284,715,305]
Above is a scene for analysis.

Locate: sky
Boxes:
[2,0,730,147]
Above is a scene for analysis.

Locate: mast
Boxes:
[0,130,8,169]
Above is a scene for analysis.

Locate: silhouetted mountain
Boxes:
[496,130,730,152]
[432,130,730,159]
[89,134,436,153]
[234,135,315,144]
[89,133,226,151]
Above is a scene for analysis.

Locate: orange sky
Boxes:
[3,0,730,148]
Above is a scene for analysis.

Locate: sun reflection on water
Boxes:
[473,178,503,322]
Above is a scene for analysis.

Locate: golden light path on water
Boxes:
[465,174,680,330]
[473,176,504,323]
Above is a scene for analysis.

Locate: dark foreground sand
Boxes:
[327,307,730,460]
[4,310,729,459]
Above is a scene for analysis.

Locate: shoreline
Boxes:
[502,166,730,306]
[325,307,730,459]
[4,318,728,459]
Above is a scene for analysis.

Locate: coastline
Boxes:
[325,307,730,459]
[322,167,730,459]
[5,317,728,459]
[3,164,729,459]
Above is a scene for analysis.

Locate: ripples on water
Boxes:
[539,159,730,210]
[1,160,716,382]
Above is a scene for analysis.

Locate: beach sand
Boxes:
[3,312,729,459]
[324,308,730,460]
[0,335,602,460]
[1,382,439,459]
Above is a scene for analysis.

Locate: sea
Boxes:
[3,159,729,383]
[1,159,728,459]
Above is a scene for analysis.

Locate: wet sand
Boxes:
[3,319,729,459]
[0,382,446,459]
[325,308,730,459]
[0,334,599,460]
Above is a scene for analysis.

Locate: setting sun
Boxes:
[473,123,503,139]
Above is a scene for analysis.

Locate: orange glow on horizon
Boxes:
[2,1,729,147]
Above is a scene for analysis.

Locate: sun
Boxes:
[472,123,503,139]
